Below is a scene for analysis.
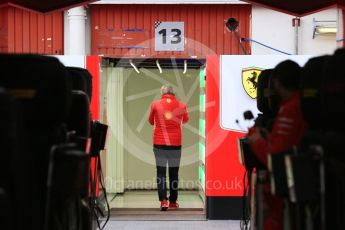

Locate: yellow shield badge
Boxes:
[242,67,263,99]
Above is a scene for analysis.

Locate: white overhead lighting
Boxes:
[315,26,337,34]
[129,59,140,74]
[313,18,337,39]
[183,60,187,74]
[156,59,162,74]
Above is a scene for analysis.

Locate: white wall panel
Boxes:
[251,6,338,55]
[105,67,125,193]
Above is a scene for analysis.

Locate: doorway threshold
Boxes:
[109,190,205,221]
[109,208,205,221]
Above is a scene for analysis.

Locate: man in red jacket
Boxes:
[148,85,189,211]
[248,60,308,230]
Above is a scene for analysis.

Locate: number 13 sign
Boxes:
[154,21,184,51]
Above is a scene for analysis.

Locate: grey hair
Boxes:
[160,85,175,95]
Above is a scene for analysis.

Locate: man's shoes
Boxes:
[160,199,168,211]
[168,201,179,209]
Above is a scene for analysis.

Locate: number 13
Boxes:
[158,28,182,44]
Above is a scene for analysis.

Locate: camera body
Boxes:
[238,69,277,171]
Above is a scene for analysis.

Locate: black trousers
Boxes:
[153,146,181,202]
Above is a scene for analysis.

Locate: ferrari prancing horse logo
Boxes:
[164,111,173,120]
[242,67,264,99]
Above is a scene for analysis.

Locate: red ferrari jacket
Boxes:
[148,94,189,146]
[250,92,307,166]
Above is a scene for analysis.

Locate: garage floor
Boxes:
[109,190,204,209]
[103,220,241,230]
[108,190,205,221]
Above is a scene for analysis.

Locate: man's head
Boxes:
[271,60,301,99]
[160,85,175,96]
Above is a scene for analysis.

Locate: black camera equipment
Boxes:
[226,18,239,32]
[238,69,275,171]
[267,150,294,197]
[68,66,110,230]
[44,143,91,230]
[67,67,93,101]
[0,87,16,230]
[88,120,109,229]
[238,69,276,230]
[238,137,266,171]
[320,49,345,230]
[0,54,103,230]
[225,17,247,55]
[285,55,329,205]
[90,121,108,156]
[0,54,72,230]
[286,50,345,230]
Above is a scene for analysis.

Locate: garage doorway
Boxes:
[100,58,205,219]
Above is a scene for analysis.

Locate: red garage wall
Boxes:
[206,55,246,197]
[90,4,251,58]
[0,6,63,54]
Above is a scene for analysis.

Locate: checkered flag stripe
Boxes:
[154,21,162,28]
